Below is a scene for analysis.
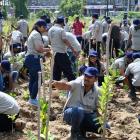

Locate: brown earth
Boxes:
[0,82,140,140]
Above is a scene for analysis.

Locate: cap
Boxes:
[84,67,98,77]
[125,52,133,59]
[132,52,140,59]
[133,19,140,26]
[56,16,65,24]
[35,19,47,28]
[92,13,99,19]
[79,65,87,74]
[89,50,98,57]
[1,60,11,72]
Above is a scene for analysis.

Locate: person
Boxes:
[127,19,140,52]
[72,16,85,44]
[52,67,107,139]
[64,17,71,32]
[0,60,18,91]
[8,26,23,54]
[91,13,103,59]
[48,16,78,81]
[102,16,111,33]
[66,32,81,74]
[0,91,25,132]
[88,50,105,86]
[24,19,51,106]
[121,20,130,33]
[125,52,140,101]
[17,15,29,42]
[112,52,133,76]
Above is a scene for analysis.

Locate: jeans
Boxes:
[64,107,101,135]
[24,55,41,99]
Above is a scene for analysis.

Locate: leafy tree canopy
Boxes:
[59,0,85,17]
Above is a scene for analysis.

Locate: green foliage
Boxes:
[97,76,114,137]
[39,98,48,139]
[10,0,29,18]
[36,9,53,19]
[9,92,17,98]
[23,89,29,100]
[59,0,84,16]
[128,11,140,19]
[7,114,16,121]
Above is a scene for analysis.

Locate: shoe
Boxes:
[28,98,38,107]
[70,132,86,140]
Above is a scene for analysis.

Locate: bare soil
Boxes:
[0,83,140,140]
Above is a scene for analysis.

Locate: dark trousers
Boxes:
[127,74,137,98]
[76,36,83,45]
[53,53,76,81]
[0,113,18,132]
[25,55,41,99]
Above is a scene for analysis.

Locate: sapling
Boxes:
[97,75,114,139]
[7,114,16,133]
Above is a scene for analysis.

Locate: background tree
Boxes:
[59,0,85,16]
[10,0,29,18]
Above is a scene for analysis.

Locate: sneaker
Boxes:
[28,98,38,107]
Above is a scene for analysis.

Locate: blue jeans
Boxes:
[64,107,101,135]
[25,55,41,99]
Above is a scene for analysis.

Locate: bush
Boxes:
[128,12,140,18]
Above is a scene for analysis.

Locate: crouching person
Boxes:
[0,91,25,132]
[0,60,18,91]
[52,67,108,139]
[125,52,140,101]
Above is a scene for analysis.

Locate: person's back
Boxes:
[129,25,140,51]
[48,24,67,53]
[17,19,29,39]
[0,91,19,115]
[11,30,23,44]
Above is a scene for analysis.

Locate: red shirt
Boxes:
[72,21,84,36]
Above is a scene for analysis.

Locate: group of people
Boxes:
[0,12,140,140]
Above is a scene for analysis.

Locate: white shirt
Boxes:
[66,32,81,52]
[92,20,103,42]
[11,30,23,44]
[0,91,20,115]
[48,24,67,53]
[66,76,100,112]
[17,19,29,37]
[125,58,140,86]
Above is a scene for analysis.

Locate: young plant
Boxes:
[7,114,17,133]
[23,88,29,100]
[97,75,114,139]
[39,98,48,140]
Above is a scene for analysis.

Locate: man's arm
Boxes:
[52,80,72,91]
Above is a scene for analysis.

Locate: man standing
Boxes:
[17,15,29,42]
[91,13,103,59]
[72,16,85,44]
[52,67,102,139]
[48,16,77,81]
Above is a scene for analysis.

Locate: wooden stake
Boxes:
[38,72,42,140]
[46,53,55,140]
